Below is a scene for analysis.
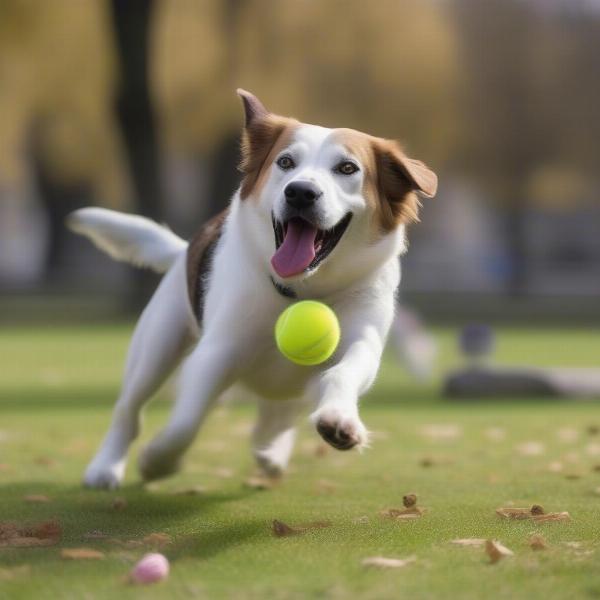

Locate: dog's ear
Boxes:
[372,139,437,227]
[237,89,269,127]
[237,89,296,199]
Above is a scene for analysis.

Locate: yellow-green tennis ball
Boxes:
[275,301,340,366]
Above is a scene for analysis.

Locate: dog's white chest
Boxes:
[239,341,318,400]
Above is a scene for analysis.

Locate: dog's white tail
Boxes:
[67,208,188,273]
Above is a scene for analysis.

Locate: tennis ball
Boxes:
[275,300,340,366]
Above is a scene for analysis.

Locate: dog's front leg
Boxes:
[310,305,391,451]
[138,337,238,481]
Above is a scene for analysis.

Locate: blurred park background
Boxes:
[1,0,600,324]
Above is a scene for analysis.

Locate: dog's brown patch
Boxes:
[186,210,228,321]
[239,114,298,200]
[334,129,437,233]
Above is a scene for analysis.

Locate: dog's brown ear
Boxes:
[236,90,297,199]
[372,139,437,227]
[237,89,269,127]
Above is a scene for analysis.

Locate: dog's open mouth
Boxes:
[271,212,352,279]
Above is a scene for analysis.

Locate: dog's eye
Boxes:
[276,155,295,170]
[336,161,359,175]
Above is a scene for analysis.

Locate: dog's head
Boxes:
[237,89,437,284]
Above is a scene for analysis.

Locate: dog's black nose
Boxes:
[284,181,322,209]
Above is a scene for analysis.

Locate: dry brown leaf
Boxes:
[61,548,105,560]
[380,506,425,519]
[272,519,331,537]
[0,520,61,547]
[486,540,514,563]
[528,534,548,550]
[403,494,417,508]
[496,507,534,520]
[142,532,172,547]
[272,520,297,537]
[451,538,486,547]
[532,511,571,523]
[244,476,275,490]
[23,494,50,503]
[361,555,417,569]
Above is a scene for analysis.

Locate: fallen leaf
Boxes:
[28,520,62,539]
[496,507,531,520]
[23,494,50,503]
[451,538,486,547]
[532,511,571,523]
[486,540,513,563]
[0,520,61,547]
[403,494,417,508]
[142,533,172,547]
[547,461,564,473]
[61,548,105,560]
[272,520,296,537]
[361,555,417,569]
[272,519,331,537]
[380,506,425,519]
[528,534,548,550]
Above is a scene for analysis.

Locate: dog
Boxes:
[68,89,437,489]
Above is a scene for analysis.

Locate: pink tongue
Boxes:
[271,218,317,278]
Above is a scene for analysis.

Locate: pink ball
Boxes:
[130,553,170,584]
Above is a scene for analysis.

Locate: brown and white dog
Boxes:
[68,90,437,489]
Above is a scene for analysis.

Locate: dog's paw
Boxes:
[311,408,369,451]
[83,460,125,490]
[254,450,286,479]
[138,444,182,482]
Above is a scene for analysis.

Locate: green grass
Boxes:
[1,324,600,599]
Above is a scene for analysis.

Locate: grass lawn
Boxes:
[1,323,600,599]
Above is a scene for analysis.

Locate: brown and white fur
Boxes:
[68,90,437,489]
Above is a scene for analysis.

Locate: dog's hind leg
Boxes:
[83,254,197,489]
[252,398,302,478]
